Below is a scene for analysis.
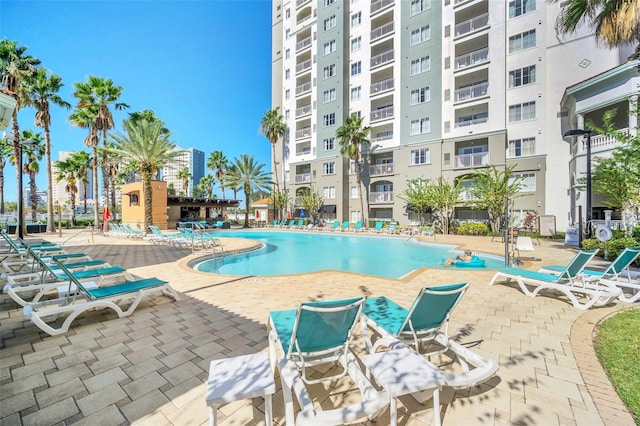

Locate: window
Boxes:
[324,0,335,6]
[323,137,335,150]
[410,118,430,135]
[351,36,361,52]
[285,89,290,100]
[410,86,430,105]
[509,29,536,53]
[410,0,429,16]
[285,69,290,80]
[324,40,336,55]
[351,11,361,27]
[351,61,362,76]
[285,49,290,59]
[324,15,336,31]
[285,109,290,120]
[323,88,336,103]
[285,8,290,18]
[509,0,535,18]
[410,25,431,46]
[410,56,430,75]
[410,148,430,165]
[508,137,536,157]
[510,172,536,192]
[323,64,336,79]
[323,113,336,126]
[509,101,536,122]
[349,160,357,174]
[351,86,361,101]
[509,65,536,87]
[285,29,290,39]
[323,162,335,175]
[353,111,362,119]
[130,193,139,206]
[323,186,336,198]
[350,186,359,198]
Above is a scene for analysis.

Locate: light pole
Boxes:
[17,139,38,239]
[564,129,592,238]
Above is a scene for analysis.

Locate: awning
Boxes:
[319,204,337,213]
[293,208,307,218]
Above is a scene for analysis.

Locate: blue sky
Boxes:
[1,0,273,202]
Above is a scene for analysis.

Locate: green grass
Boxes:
[594,308,640,424]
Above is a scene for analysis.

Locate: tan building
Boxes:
[121,180,169,230]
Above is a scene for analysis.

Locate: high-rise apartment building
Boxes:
[52,151,93,206]
[161,147,205,197]
[271,0,632,230]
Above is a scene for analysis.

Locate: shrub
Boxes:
[581,238,603,255]
[603,237,640,264]
[457,222,488,236]
[632,226,640,239]
[612,229,626,239]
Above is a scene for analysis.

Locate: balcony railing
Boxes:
[455,12,489,37]
[295,104,311,118]
[454,47,489,70]
[295,82,311,96]
[369,191,394,203]
[455,152,489,168]
[370,105,394,122]
[296,0,310,8]
[454,81,489,102]
[295,147,311,156]
[295,127,311,139]
[371,49,394,68]
[577,128,628,155]
[458,190,478,201]
[455,115,488,127]
[371,132,393,143]
[371,21,394,42]
[371,0,394,14]
[371,77,394,95]
[295,173,311,183]
[296,59,311,74]
[296,36,311,52]
[370,163,394,176]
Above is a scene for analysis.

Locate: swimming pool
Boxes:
[194,231,504,279]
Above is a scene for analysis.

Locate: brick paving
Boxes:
[0,229,636,425]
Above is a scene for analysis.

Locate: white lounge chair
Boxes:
[268,297,388,425]
[490,249,621,309]
[515,236,536,259]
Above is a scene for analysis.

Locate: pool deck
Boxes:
[0,228,636,425]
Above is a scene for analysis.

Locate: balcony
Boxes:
[454,81,489,103]
[295,173,311,184]
[371,0,394,14]
[296,0,310,8]
[454,47,489,70]
[295,127,311,139]
[369,191,394,203]
[458,190,478,201]
[296,59,311,74]
[295,104,311,118]
[370,105,394,122]
[371,50,394,69]
[371,77,394,95]
[371,21,394,42]
[577,128,628,155]
[371,132,393,143]
[455,151,489,168]
[370,163,394,176]
[295,82,311,96]
[455,12,489,37]
[296,36,311,52]
[455,115,488,127]
[295,147,311,156]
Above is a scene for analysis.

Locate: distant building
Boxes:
[52,151,93,206]
[160,147,205,196]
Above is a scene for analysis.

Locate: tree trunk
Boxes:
[101,128,110,228]
[29,173,37,221]
[271,143,280,195]
[92,146,100,231]
[143,173,153,234]
[11,110,21,237]
[243,186,250,228]
[45,125,55,233]
[0,160,5,214]
[356,167,367,228]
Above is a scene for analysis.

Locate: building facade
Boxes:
[52,150,94,206]
[271,0,633,230]
[160,147,205,197]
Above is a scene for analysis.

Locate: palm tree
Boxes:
[0,136,13,213]
[336,113,371,227]
[21,131,44,222]
[109,119,182,233]
[225,154,272,227]
[73,76,129,213]
[260,109,285,194]
[54,157,81,226]
[199,174,215,198]
[207,150,228,198]
[24,68,70,233]
[128,109,169,134]
[0,39,41,232]
[177,167,191,196]
[552,0,640,56]
[69,106,100,229]
[68,151,91,214]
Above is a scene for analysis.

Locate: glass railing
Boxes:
[454,47,489,70]
[296,59,311,74]
[370,105,394,122]
[371,21,394,42]
[455,116,488,127]
[369,163,394,176]
[295,127,311,139]
[371,77,394,94]
[371,0,394,14]
[295,104,311,117]
[369,191,394,203]
[454,152,489,168]
[454,81,489,102]
[296,37,311,51]
[371,50,394,68]
[295,173,311,183]
[455,12,489,37]
[295,82,311,96]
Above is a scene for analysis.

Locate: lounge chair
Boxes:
[515,236,536,259]
[384,221,398,234]
[268,297,388,425]
[340,220,350,232]
[540,247,640,303]
[296,219,305,229]
[490,249,622,309]
[361,283,498,390]
[22,260,180,336]
[370,221,383,233]
[327,219,340,231]
[353,221,363,232]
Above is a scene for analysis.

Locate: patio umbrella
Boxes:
[102,207,111,233]
[300,208,305,218]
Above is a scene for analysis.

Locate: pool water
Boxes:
[195,231,504,279]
